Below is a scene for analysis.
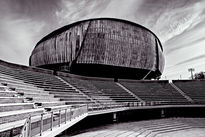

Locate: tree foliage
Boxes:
[194,71,205,79]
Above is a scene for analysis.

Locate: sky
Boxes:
[0,0,205,80]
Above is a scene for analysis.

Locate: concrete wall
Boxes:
[0,59,53,74]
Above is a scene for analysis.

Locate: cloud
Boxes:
[0,17,45,65]
[175,55,205,66]
[56,0,144,25]
[56,0,205,43]
[164,19,205,54]
[151,1,204,42]
[0,0,205,80]
[165,36,205,54]
[0,0,62,65]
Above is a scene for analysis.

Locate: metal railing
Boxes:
[19,115,31,137]
[19,100,197,137]
[19,104,87,137]
[87,101,194,111]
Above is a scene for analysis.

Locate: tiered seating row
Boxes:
[0,102,87,137]
[0,64,94,136]
[0,77,89,136]
[0,71,59,103]
[62,76,116,104]
[62,76,139,103]
[90,80,139,102]
[173,80,205,103]
[120,80,189,103]
[0,84,41,136]
[0,64,93,105]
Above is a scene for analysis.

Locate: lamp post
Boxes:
[188,68,195,80]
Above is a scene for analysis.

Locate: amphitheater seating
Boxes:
[0,108,44,125]
[173,80,205,103]
[0,64,93,136]
[0,73,59,103]
[0,80,87,136]
[0,83,43,136]
[62,76,116,104]
[89,80,139,102]
[0,64,93,105]
[0,103,75,137]
[119,80,189,103]
[1,61,205,136]
[62,76,139,104]
[0,85,25,104]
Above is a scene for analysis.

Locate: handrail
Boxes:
[19,104,87,137]
[87,101,195,111]
[18,100,200,136]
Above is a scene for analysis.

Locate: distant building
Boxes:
[30,18,164,79]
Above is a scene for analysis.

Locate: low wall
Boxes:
[56,71,115,81]
[173,80,205,82]
[0,59,53,74]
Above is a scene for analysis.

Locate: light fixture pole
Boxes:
[188,68,195,80]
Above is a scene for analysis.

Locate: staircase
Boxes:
[170,82,193,102]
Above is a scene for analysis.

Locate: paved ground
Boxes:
[156,128,205,137]
[62,118,205,137]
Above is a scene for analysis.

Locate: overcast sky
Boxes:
[0,0,205,79]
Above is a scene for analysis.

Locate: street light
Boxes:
[188,68,195,80]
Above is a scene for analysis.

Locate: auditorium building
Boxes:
[29,18,165,79]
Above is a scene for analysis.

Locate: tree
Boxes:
[194,71,205,79]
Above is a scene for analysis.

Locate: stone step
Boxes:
[0,103,34,112]
[0,77,39,88]
[45,105,72,112]
[65,101,94,105]
[5,83,42,91]
[42,86,73,90]
[0,91,18,97]
[19,92,54,98]
[94,98,114,101]
[0,118,26,136]
[0,97,24,104]
[91,96,112,99]
[36,101,66,107]
[60,98,90,101]
[50,91,82,96]
[114,100,138,102]
[54,94,87,99]
[0,85,7,90]
[0,74,24,82]
[32,97,60,102]
[109,96,136,99]
[44,89,76,92]
[0,108,44,124]
[15,88,49,94]
[0,80,40,90]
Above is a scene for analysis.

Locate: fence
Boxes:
[19,101,193,136]
[87,101,192,111]
[19,104,87,137]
